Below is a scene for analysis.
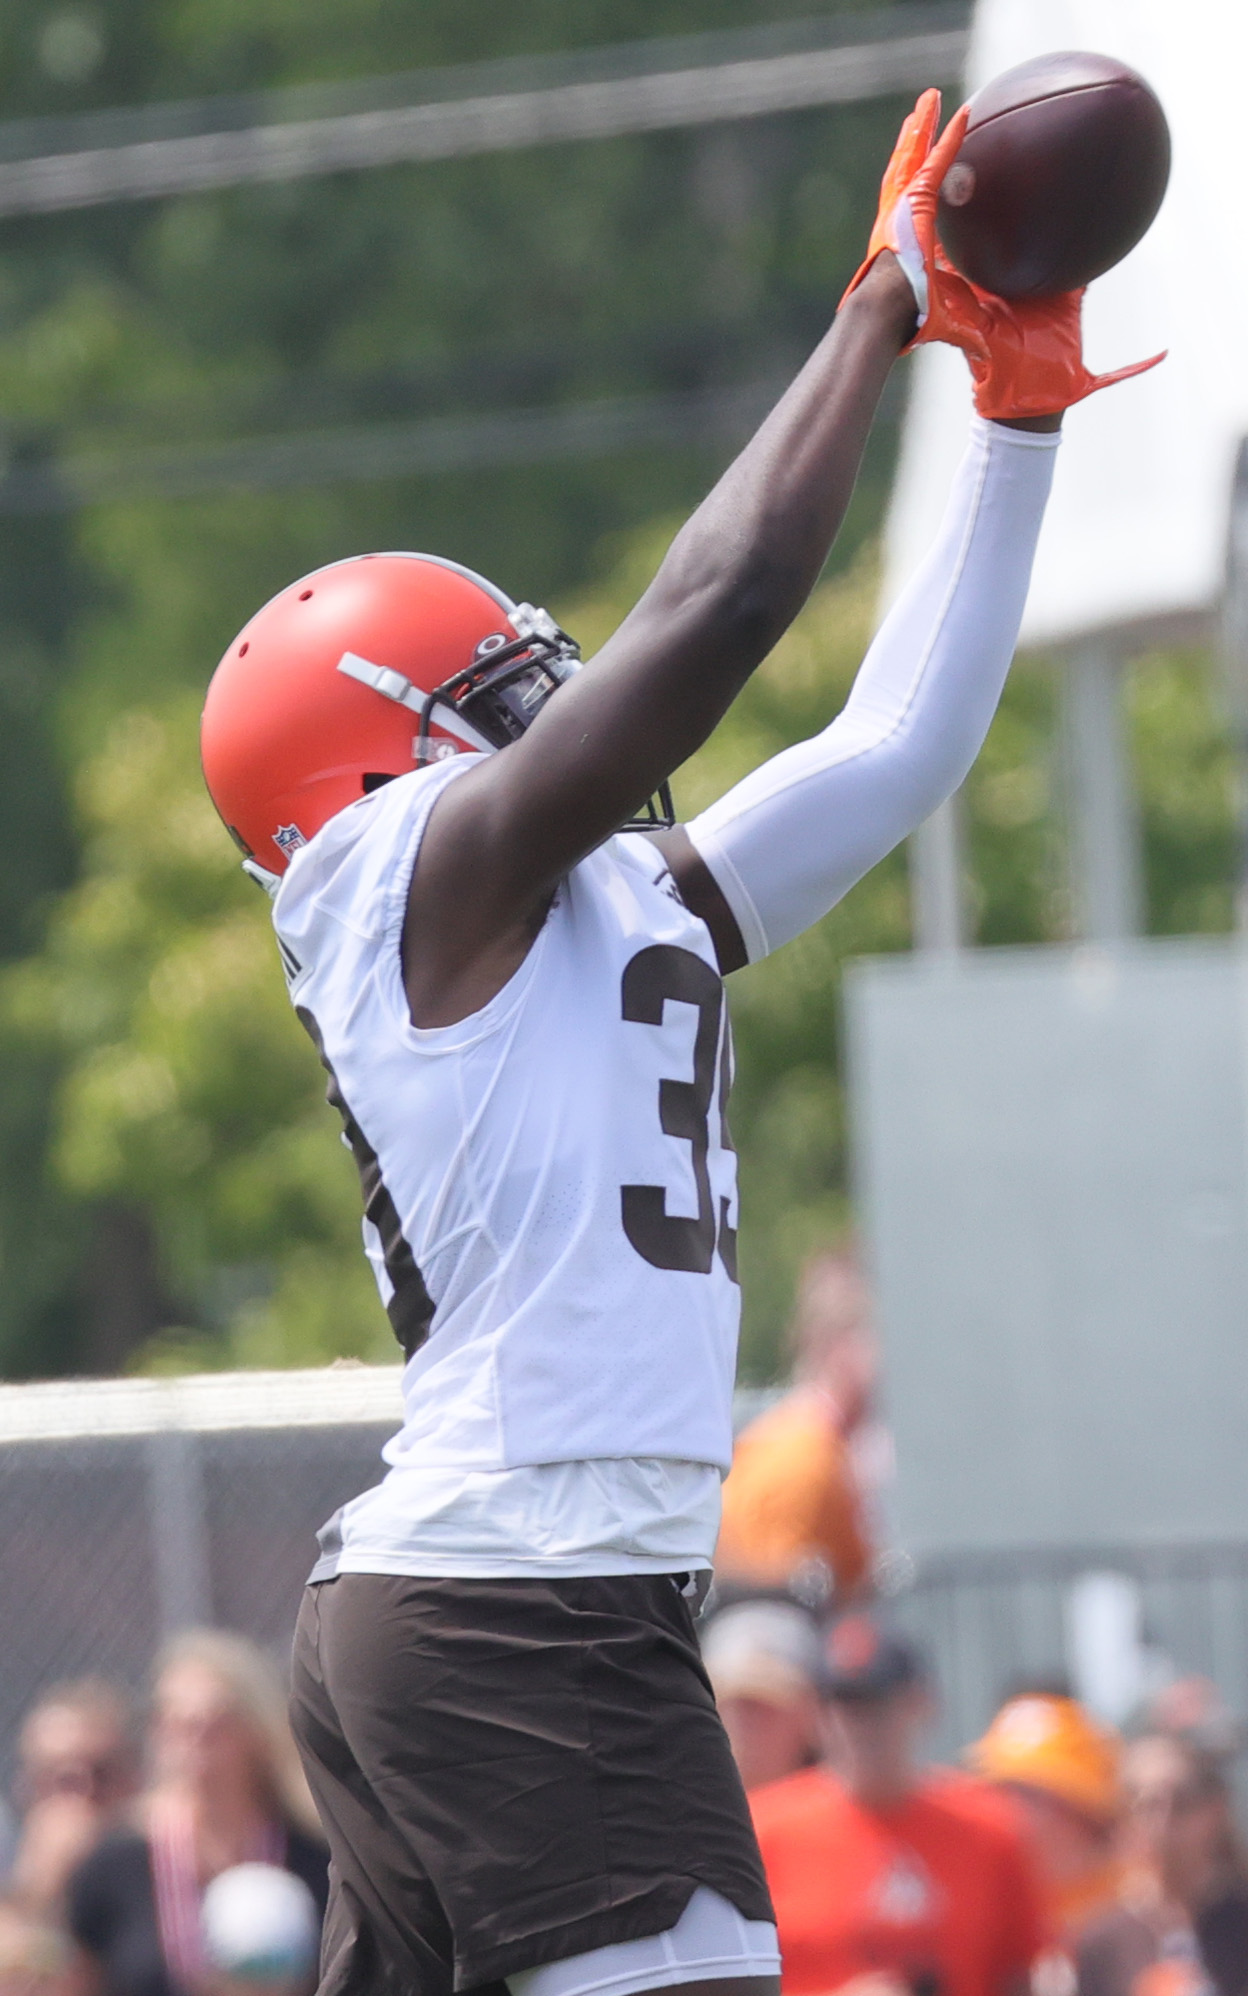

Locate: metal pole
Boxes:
[910,792,967,953]
[1063,642,1143,943]
[1216,441,1248,1284]
[1220,438,1248,936]
[146,1428,213,1634]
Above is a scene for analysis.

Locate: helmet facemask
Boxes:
[412,602,675,830]
[415,608,582,759]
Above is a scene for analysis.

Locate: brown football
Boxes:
[936,51,1171,299]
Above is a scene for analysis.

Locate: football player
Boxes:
[201,93,1158,1996]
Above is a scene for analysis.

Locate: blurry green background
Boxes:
[0,1,1234,1382]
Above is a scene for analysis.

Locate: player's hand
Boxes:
[843,94,1165,414]
[954,284,1165,419]
[886,111,1164,410]
[841,91,969,345]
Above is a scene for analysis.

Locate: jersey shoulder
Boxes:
[608,829,682,891]
[577,830,720,967]
[271,759,474,983]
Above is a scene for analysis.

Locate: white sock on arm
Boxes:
[686,416,1061,963]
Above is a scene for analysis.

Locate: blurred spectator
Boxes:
[67,1631,327,1996]
[9,1683,139,1919]
[1142,1680,1243,1763]
[0,1898,71,1996]
[702,1600,823,1791]
[201,1864,319,1996]
[968,1691,1123,1942]
[1079,1733,1248,1996]
[716,1253,876,1600]
[751,1612,1049,1996]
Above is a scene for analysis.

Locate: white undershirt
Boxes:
[318,1457,723,1579]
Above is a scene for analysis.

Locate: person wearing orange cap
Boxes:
[968,1691,1124,1944]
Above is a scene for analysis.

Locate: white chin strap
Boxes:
[242,857,282,898]
[336,650,425,711]
[336,649,495,754]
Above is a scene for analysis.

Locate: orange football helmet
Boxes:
[202,551,613,883]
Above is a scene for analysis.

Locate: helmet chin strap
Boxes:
[242,857,282,898]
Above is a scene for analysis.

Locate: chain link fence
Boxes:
[0,1367,396,1785]
[4,1367,1248,1783]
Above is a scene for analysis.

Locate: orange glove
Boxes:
[844,93,1166,417]
[840,91,969,347]
[945,283,1165,420]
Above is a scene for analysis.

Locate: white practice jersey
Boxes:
[266,419,1058,1580]
[273,756,740,1576]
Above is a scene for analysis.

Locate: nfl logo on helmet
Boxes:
[274,824,308,859]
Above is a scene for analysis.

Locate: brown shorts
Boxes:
[289,1572,771,1996]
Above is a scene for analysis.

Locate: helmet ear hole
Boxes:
[361,772,397,794]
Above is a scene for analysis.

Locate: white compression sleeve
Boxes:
[686,415,1060,963]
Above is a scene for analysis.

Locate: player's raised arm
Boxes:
[662,411,1062,972]
[402,101,969,1024]
[656,136,1164,970]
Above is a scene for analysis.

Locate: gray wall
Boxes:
[845,939,1248,1556]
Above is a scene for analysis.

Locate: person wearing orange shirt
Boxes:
[751,1614,1049,1996]
[717,1255,876,1600]
[967,1690,1123,1945]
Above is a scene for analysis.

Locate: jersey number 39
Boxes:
[620,945,738,1282]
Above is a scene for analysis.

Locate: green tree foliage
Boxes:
[0,1,914,614]
[4,693,389,1371]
